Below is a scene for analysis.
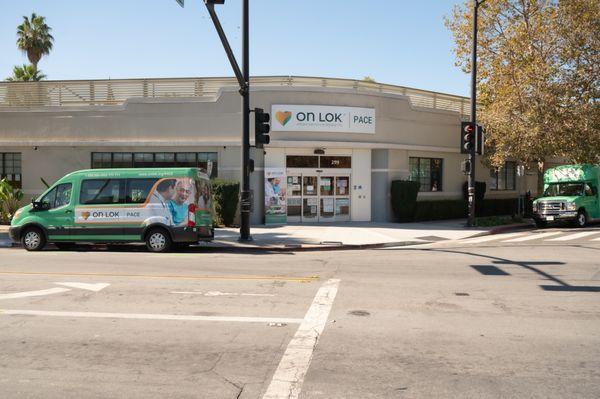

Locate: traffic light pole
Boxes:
[240,0,251,240]
[468,0,482,227]
[204,0,252,240]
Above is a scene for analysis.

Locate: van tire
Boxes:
[145,228,172,253]
[575,210,588,228]
[21,227,46,251]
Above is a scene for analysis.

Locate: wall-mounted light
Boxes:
[314,148,325,155]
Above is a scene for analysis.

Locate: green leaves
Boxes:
[0,178,24,223]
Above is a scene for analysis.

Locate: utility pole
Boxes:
[202,0,252,240]
[468,0,484,227]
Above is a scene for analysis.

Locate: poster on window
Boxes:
[264,168,287,225]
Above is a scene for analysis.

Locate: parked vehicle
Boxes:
[532,164,599,228]
[9,168,214,252]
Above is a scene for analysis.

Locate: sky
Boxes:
[0,0,469,96]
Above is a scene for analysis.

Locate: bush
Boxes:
[414,200,467,222]
[391,180,420,222]
[210,179,239,227]
[0,178,23,224]
[480,198,519,217]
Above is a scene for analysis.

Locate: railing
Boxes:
[0,76,470,116]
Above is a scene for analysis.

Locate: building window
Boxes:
[91,152,218,178]
[319,156,351,168]
[286,156,319,168]
[490,161,516,190]
[286,155,351,169]
[0,153,22,188]
[409,157,443,192]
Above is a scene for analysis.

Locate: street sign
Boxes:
[174,0,184,7]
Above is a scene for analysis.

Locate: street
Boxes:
[0,228,599,398]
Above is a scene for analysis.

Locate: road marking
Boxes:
[546,231,600,241]
[55,282,110,292]
[0,287,71,300]
[461,232,526,243]
[502,232,563,242]
[593,236,600,241]
[0,271,318,283]
[170,291,275,297]
[0,309,303,324]
[263,278,341,399]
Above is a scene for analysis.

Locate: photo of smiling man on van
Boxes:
[168,178,194,226]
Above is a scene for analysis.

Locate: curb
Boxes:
[464,221,535,240]
[196,240,429,253]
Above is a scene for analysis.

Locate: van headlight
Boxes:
[13,208,23,220]
[566,202,577,211]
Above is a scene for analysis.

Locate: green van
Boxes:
[9,168,214,252]
[532,164,600,228]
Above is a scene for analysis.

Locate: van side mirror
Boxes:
[31,199,50,211]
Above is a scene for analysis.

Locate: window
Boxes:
[490,161,516,190]
[409,157,443,192]
[91,152,219,178]
[1,153,22,188]
[126,179,157,204]
[286,156,319,168]
[40,183,72,209]
[320,156,351,168]
[80,179,124,205]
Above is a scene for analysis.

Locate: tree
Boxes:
[446,0,599,189]
[16,13,54,72]
[5,64,46,82]
[362,76,377,83]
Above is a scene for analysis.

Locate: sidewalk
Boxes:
[204,220,498,250]
[0,220,532,251]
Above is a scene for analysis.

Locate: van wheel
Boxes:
[575,210,588,228]
[146,228,172,253]
[22,227,46,251]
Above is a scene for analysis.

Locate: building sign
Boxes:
[271,105,375,134]
[264,168,287,224]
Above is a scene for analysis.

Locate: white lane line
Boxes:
[0,287,71,300]
[593,236,600,241]
[461,232,526,243]
[0,309,302,324]
[262,278,341,399]
[503,231,563,242]
[170,291,275,297]
[546,231,600,241]
[55,282,110,292]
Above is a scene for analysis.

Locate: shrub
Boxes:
[391,180,420,222]
[210,179,239,227]
[414,200,467,222]
[0,178,23,223]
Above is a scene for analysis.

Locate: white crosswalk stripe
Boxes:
[502,231,563,242]
[461,232,527,244]
[546,231,600,241]
[593,236,600,241]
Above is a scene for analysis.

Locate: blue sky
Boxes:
[0,0,469,96]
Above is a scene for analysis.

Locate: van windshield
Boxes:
[543,183,584,197]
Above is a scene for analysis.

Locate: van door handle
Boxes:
[65,210,73,214]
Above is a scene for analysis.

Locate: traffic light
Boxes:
[254,108,270,148]
[461,122,475,154]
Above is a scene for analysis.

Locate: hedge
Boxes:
[390,180,420,222]
[210,179,239,227]
[411,198,522,222]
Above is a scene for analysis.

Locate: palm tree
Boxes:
[5,64,46,82]
[16,13,54,72]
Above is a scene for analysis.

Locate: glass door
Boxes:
[319,175,335,222]
[286,175,302,223]
[335,176,351,221]
[302,175,318,222]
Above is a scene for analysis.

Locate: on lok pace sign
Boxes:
[271,105,375,134]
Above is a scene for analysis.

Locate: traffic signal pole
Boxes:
[468,0,482,227]
[204,0,252,240]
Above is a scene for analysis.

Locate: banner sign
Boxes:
[264,168,287,225]
[271,105,375,134]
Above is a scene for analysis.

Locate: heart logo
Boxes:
[275,111,292,126]
[82,211,90,220]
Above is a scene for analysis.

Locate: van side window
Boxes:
[41,183,72,209]
[126,179,157,204]
[80,179,125,205]
[585,184,594,196]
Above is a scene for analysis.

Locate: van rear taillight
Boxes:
[187,203,196,227]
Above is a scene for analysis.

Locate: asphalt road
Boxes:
[0,227,599,398]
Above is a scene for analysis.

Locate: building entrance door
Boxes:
[286,171,351,223]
